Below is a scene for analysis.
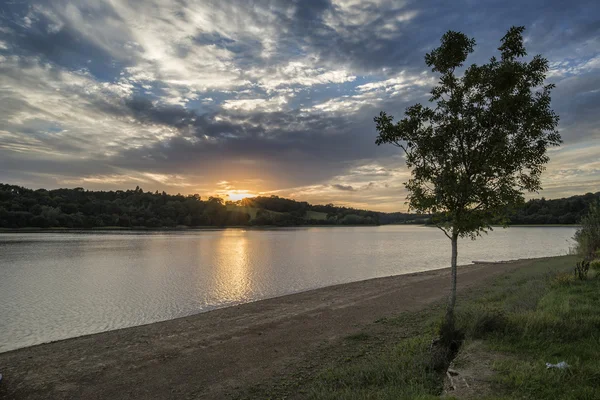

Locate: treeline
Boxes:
[0,184,251,228]
[509,192,600,225]
[2,183,592,229]
[239,196,426,226]
[0,184,419,229]
[241,196,379,225]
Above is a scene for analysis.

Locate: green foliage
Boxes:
[573,201,600,259]
[241,196,383,225]
[456,305,508,339]
[0,184,419,229]
[590,260,600,271]
[509,192,599,224]
[574,260,590,281]
[375,26,561,238]
[0,184,240,228]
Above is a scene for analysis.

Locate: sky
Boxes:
[0,0,599,212]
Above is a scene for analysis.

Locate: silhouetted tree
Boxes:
[375,26,561,328]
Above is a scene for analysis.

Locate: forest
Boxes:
[0,183,597,229]
[509,192,600,224]
[0,184,424,228]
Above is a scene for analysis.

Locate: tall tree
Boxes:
[375,26,561,328]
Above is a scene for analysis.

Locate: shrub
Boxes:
[457,306,508,338]
[574,260,590,280]
[590,260,600,271]
[552,272,574,287]
[573,201,600,259]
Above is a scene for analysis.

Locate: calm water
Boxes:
[0,226,575,352]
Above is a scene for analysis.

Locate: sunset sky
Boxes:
[0,0,599,211]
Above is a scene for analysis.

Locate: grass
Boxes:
[226,204,261,219]
[224,206,328,221]
[307,335,442,400]
[224,206,329,222]
[450,256,600,399]
[226,205,284,220]
[305,211,328,221]
[238,255,600,399]
[482,277,600,399]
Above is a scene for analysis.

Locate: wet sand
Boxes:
[0,257,549,399]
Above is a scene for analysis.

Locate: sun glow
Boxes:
[227,191,256,201]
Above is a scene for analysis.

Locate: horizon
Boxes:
[2,181,598,215]
[1,1,599,212]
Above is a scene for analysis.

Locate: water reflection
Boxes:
[0,226,576,352]
[213,230,252,304]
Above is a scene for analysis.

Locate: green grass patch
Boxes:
[226,205,284,220]
[226,205,260,219]
[306,335,441,400]
[446,255,600,399]
[482,276,600,399]
[306,211,328,221]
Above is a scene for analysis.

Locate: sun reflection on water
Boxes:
[214,230,252,303]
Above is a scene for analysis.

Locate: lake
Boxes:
[0,225,576,352]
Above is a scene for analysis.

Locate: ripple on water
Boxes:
[0,226,576,352]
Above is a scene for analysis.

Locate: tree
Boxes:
[374,26,561,328]
[573,201,600,260]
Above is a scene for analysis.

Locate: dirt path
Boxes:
[0,258,542,399]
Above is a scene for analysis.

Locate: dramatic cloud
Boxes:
[0,0,599,211]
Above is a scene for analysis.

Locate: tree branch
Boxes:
[436,224,452,240]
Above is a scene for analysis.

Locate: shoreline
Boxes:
[0,224,579,233]
[0,224,391,233]
[1,255,559,355]
[0,256,567,399]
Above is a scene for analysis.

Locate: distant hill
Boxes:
[509,192,600,225]
[230,196,428,226]
[0,184,425,229]
[1,183,595,229]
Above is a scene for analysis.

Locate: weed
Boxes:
[551,272,574,287]
[574,260,590,280]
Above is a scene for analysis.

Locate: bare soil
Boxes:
[443,340,508,399]
[0,258,542,399]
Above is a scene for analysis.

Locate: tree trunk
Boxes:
[445,233,459,327]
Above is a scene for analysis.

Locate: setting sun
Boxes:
[227,191,256,201]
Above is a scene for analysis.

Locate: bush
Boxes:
[574,260,590,280]
[573,201,600,259]
[457,306,508,338]
[590,260,600,271]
